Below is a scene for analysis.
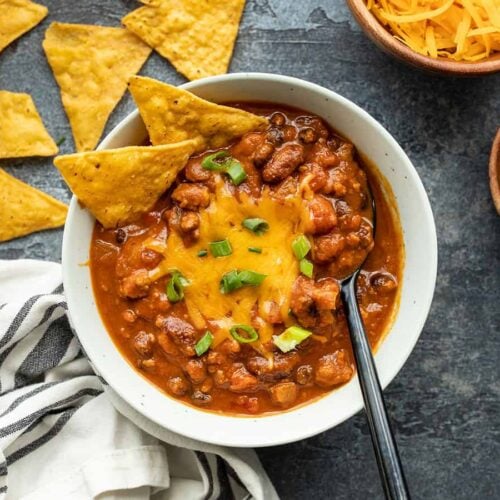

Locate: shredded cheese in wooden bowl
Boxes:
[366,0,500,61]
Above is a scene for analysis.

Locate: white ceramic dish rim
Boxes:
[62,73,437,447]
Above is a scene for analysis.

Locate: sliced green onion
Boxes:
[220,270,241,294]
[201,151,230,171]
[56,136,66,146]
[225,160,247,185]
[197,249,208,257]
[166,271,189,303]
[248,246,262,254]
[195,331,213,356]
[273,326,312,353]
[230,324,259,343]
[238,270,267,286]
[220,269,267,294]
[299,258,314,278]
[242,217,269,235]
[209,239,232,257]
[201,151,247,185]
[292,235,311,260]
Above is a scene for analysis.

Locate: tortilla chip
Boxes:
[43,22,152,152]
[129,76,268,150]
[122,0,246,80]
[0,91,58,159]
[0,0,47,53]
[54,140,198,228]
[0,169,67,242]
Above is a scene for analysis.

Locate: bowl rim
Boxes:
[346,0,500,76]
[62,72,438,447]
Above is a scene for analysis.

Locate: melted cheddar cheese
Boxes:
[149,178,307,348]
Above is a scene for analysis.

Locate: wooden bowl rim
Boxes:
[346,0,500,76]
[489,129,500,215]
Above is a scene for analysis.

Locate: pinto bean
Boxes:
[229,363,259,392]
[157,317,196,356]
[262,144,305,183]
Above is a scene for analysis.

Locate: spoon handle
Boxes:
[341,274,410,500]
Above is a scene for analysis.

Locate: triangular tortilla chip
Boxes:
[54,140,198,228]
[0,91,58,159]
[43,22,152,152]
[0,169,67,242]
[129,76,268,150]
[0,0,47,53]
[122,0,246,80]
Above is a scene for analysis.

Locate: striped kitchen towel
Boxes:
[0,260,278,500]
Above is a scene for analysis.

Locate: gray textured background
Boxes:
[1,1,499,498]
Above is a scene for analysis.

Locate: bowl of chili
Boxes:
[62,73,437,447]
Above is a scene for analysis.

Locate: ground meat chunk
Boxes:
[269,382,298,406]
[217,338,241,355]
[118,269,150,299]
[185,359,207,384]
[290,276,340,328]
[236,395,260,414]
[167,376,189,396]
[191,390,212,405]
[179,211,200,233]
[308,140,339,169]
[296,365,314,385]
[313,233,346,263]
[232,132,266,157]
[305,196,337,235]
[247,352,299,382]
[299,162,328,192]
[229,363,259,392]
[158,317,196,356]
[133,331,155,357]
[298,127,317,144]
[315,350,353,387]
[140,248,163,269]
[172,183,210,210]
[262,144,305,183]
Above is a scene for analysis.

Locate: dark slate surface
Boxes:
[1,1,499,498]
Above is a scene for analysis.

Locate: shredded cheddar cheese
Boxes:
[367,0,500,61]
[149,178,307,349]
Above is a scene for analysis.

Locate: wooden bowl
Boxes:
[490,129,500,215]
[346,0,500,76]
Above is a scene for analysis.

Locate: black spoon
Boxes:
[338,187,410,500]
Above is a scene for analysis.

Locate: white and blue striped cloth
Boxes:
[0,260,278,500]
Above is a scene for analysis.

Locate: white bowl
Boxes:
[62,73,437,447]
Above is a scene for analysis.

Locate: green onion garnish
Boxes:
[248,247,262,253]
[242,218,269,235]
[219,270,241,294]
[292,235,311,260]
[225,160,247,185]
[197,249,208,257]
[220,269,267,294]
[273,326,312,353]
[166,271,190,303]
[201,151,230,170]
[56,136,66,146]
[209,239,232,257]
[195,331,213,356]
[230,324,259,344]
[299,258,314,278]
[201,151,247,185]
